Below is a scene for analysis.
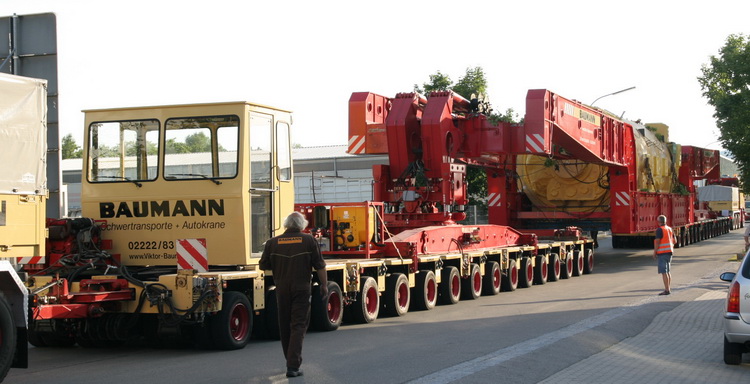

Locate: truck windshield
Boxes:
[87,119,160,183]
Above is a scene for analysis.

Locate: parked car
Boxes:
[720,249,750,365]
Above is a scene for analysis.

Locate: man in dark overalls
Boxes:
[260,212,327,378]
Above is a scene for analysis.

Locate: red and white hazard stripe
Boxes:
[525,133,545,153]
[614,192,631,206]
[176,238,208,273]
[16,256,44,264]
[348,135,366,154]
[487,192,503,207]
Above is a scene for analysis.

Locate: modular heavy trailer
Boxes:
[13,93,594,350]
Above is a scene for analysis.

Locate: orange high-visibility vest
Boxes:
[656,225,675,254]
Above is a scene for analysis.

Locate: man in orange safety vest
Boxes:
[652,215,675,295]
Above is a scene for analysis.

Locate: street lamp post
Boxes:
[591,86,636,106]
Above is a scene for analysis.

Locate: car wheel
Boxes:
[724,336,744,365]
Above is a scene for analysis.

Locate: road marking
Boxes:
[406,264,730,384]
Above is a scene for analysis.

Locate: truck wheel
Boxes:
[312,282,343,331]
[533,256,548,285]
[438,266,461,305]
[583,249,595,274]
[411,270,437,310]
[573,251,584,277]
[382,274,410,317]
[518,257,533,288]
[547,254,561,282]
[263,288,280,339]
[482,261,501,296]
[210,291,252,350]
[724,336,743,365]
[501,259,518,292]
[346,277,379,324]
[0,293,16,382]
[561,256,573,279]
[461,263,482,300]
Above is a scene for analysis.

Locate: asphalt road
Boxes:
[7,228,747,384]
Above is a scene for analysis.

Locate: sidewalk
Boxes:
[539,289,750,383]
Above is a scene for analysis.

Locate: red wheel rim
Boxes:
[229,303,250,341]
[365,285,378,315]
[328,291,342,323]
[510,263,518,285]
[587,253,594,270]
[492,266,501,290]
[578,254,584,271]
[541,260,548,279]
[427,277,437,303]
[397,281,409,309]
[526,262,533,281]
[566,258,573,273]
[472,268,481,293]
[554,259,560,276]
[451,274,460,298]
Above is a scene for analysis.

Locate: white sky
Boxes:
[2,0,748,152]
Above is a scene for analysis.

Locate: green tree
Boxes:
[453,66,488,99]
[61,134,83,159]
[698,34,750,192]
[414,70,452,94]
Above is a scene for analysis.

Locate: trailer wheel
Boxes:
[482,261,501,296]
[0,293,16,382]
[312,282,343,331]
[263,288,280,340]
[411,270,437,310]
[572,251,584,277]
[501,259,518,292]
[533,256,548,285]
[583,249,595,274]
[547,253,561,282]
[518,257,533,288]
[346,277,379,324]
[561,256,573,279]
[438,266,461,305]
[210,291,252,350]
[382,274,410,317]
[461,263,482,300]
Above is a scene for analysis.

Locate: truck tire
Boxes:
[345,277,379,324]
[438,266,461,305]
[501,259,518,292]
[411,270,437,311]
[461,263,482,300]
[0,293,15,382]
[210,291,252,350]
[533,256,548,285]
[518,257,533,288]
[263,288,280,339]
[561,256,573,279]
[312,281,343,331]
[482,261,501,296]
[573,251,584,277]
[583,249,595,274]
[547,253,560,282]
[382,274,410,317]
[724,336,743,365]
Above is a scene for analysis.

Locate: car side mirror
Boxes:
[719,272,736,282]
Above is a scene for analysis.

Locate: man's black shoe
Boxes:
[286,369,303,378]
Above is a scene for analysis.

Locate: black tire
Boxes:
[263,288,280,340]
[573,251,584,277]
[0,293,16,383]
[724,336,744,365]
[345,277,379,324]
[518,257,533,288]
[461,263,482,300]
[533,256,548,285]
[382,274,410,317]
[482,261,501,296]
[501,259,518,292]
[411,270,437,311]
[312,282,343,331]
[210,291,252,350]
[547,253,561,282]
[561,255,573,279]
[583,249,595,274]
[438,266,461,305]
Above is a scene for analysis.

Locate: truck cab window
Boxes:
[164,116,239,180]
[87,119,159,183]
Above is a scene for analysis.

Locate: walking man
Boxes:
[653,215,676,295]
[260,212,327,378]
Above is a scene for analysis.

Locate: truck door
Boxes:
[249,112,275,255]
